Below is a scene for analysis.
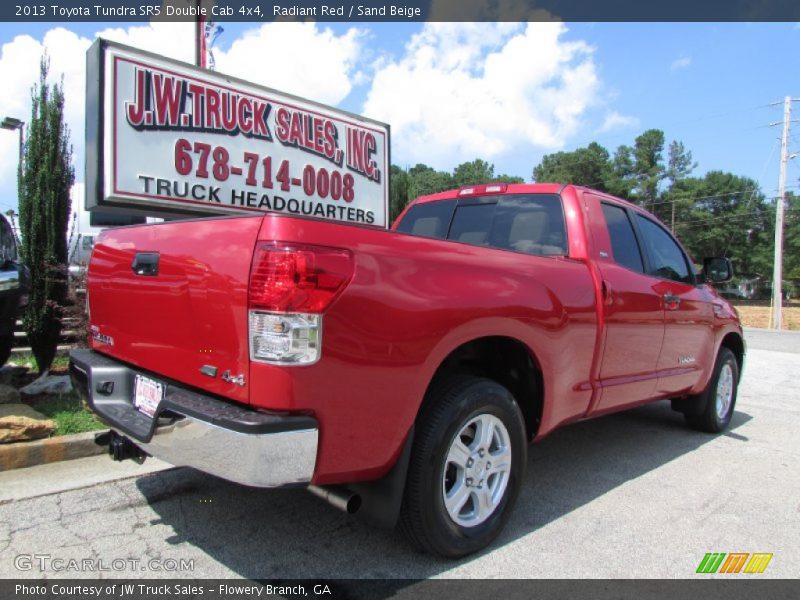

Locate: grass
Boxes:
[10,351,71,373]
[28,390,107,436]
[730,300,800,330]
[9,350,107,437]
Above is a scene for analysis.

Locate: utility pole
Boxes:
[772,96,791,330]
[194,0,207,69]
[671,200,676,232]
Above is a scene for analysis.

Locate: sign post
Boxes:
[85,39,390,228]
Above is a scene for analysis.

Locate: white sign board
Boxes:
[86,40,389,228]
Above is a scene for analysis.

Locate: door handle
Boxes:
[663,292,681,308]
[131,252,159,276]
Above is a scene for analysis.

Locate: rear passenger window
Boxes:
[395,199,456,239]
[449,203,495,246]
[490,196,566,256]
[601,203,644,273]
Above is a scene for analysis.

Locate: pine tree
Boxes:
[18,56,74,373]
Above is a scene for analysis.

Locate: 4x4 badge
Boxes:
[221,370,246,386]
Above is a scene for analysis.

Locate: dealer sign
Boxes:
[86,39,390,227]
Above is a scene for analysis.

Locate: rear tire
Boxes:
[678,347,739,433]
[399,375,527,558]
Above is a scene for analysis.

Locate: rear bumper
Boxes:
[69,349,318,488]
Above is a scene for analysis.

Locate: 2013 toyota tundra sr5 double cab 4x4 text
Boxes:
[70,183,744,557]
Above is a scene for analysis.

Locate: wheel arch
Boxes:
[719,330,745,373]
[420,335,544,440]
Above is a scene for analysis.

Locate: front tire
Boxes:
[677,347,739,433]
[399,376,527,558]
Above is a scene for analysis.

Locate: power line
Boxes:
[674,207,798,230]
[676,205,785,224]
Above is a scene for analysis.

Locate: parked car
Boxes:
[718,274,763,301]
[70,183,743,557]
[760,279,794,302]
[0,213,29,365]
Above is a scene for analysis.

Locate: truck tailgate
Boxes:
[87,215,263,405]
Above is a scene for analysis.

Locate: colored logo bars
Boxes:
[696,552,773,574]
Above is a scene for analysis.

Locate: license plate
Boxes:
[133,374,163,418]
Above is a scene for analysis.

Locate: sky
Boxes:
[0,20,797,232]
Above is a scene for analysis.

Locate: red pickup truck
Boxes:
[70,183,743,557]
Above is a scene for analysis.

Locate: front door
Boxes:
[632,214,715,395]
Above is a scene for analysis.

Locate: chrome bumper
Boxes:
[69,349,318,488]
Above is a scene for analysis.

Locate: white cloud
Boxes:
[0,28,91,211]
[0,22,365,210]
[671,55,692,71]
[597,110,639,133]
[96,22,195,62]
[215,23,364,106]
[362,22,599,168]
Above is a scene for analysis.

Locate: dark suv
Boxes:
[0,214,29,365]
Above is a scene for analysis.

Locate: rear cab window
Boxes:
[396,194,567,258]
[600,202,644,273]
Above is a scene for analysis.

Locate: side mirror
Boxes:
[701,257,734,283]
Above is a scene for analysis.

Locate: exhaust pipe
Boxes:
[95,431,148,464]
[308,485,362,514]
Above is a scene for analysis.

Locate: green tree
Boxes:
[665,140,697,189]
[453,159,523,187]
[760,191,800,284]
[453,159,494,187]
[783,192,800,280]
[18,57,74,372]
[658,140,698,229]
[532,142,611,190]
[631,129,666,208]
[492,173,525,184]
[606,145,636,199]
[407,164,453,198]
[389,165,412,224]
[670,172,768,274]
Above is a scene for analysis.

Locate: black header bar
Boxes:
[4,0,800,22]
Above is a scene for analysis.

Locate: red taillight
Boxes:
[249,242,354,313]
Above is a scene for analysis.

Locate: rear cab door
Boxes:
[583,193,664,412]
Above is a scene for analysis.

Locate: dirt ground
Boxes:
[731,300,800,330]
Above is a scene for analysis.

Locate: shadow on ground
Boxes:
[135,401,751,580]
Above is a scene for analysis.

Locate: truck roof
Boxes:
[410,183,642,213]
[411,182,565,205]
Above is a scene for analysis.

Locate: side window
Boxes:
[600,203,644,273]
[635,214,692,283]
[448,203,496,246]
[395,199,456,239]
[490,195,567,256]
